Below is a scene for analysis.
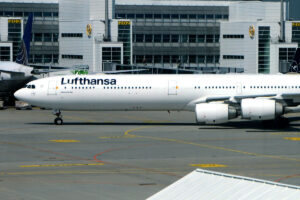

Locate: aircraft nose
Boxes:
[14,89,26,101]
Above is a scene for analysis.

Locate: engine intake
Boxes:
[241,99,283,120]
[195,103,237,124]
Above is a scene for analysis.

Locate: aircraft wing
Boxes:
[191,92,300,106]
[0,69,25,75]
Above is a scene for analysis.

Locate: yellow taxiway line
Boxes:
[190,164,227,168]
[20,163,104,168]
[49,140,80,143]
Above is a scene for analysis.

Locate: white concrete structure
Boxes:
[59,0,132,72]
[220,1,298,74]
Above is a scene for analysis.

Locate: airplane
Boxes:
[14,71,300,126]
[0,13,35,104]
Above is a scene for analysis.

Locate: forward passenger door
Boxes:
[47,80,57,95]
[168,80,177,95]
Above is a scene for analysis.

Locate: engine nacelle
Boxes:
[241,99,283,120]
[0,72,11,80]
[195,103,237,124]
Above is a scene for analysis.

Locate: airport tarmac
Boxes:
[0,109,300,200]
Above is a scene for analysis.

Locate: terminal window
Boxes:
[279,48,296,62]
[102,47,121,64]
[8,19,21,61]
[292,25,300,46]
[61,33,83,38]
[62,55,83,60]
[258,26,271,74]
[116,13,228,21]
[223,55,244,60]
[0,47,11,61]
[223,34,244,39]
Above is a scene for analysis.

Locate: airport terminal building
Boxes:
[115,0,299,74]
[0,0,59,64]
[0,0,299,74]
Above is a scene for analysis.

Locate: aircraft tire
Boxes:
[54,118,63,125]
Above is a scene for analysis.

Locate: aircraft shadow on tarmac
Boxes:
[28,116,300,131]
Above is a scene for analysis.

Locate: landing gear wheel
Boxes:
[52,109,63,125]
[54,117,63,125]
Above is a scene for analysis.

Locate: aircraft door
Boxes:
[236,83,242,94]
[168,80,177,95]
[48,80,57,95]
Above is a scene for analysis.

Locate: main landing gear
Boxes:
[53,109,63,125]
[262,116,290,129]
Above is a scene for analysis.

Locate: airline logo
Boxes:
[249,25,255,39]
[61,77,116,86]
[86,24,92,38]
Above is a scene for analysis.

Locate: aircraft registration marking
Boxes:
[189,164,227,168]
[284,137,300,141]
[49,140,80,143]
[20,163,104,168]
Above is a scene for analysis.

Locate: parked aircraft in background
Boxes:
[0,14,75,104]
[0,13,35,104]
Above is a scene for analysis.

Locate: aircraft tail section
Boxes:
[290,48,300,72]
[16,13,33,65]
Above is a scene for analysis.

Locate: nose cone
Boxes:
[14,89,26,101]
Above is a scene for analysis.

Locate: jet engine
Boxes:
[195,103,237,124]
[0,72,11,80]
[241,99,283,120]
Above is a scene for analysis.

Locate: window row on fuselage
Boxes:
[70,86,96,90]
[67,86,153,90]
[249,85,300,89]
[194,86,236,89]
[103,86,152,90]
[194,85,300,90]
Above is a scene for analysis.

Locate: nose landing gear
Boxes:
[53,109,63,125]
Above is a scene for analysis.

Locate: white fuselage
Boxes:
[14,74,300,112]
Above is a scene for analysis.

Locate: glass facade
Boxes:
[118,21,131,65]
[279,48,296,62]
[292,23,300,47]
[258,26,270,74]
[7,19,22,61]
[133,55,219,66]
[115,5,226,68]
[102,47,122,64]
[0,46,11,61]
[116,13,229,22]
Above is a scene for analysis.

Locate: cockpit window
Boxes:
[23,84,36,89]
